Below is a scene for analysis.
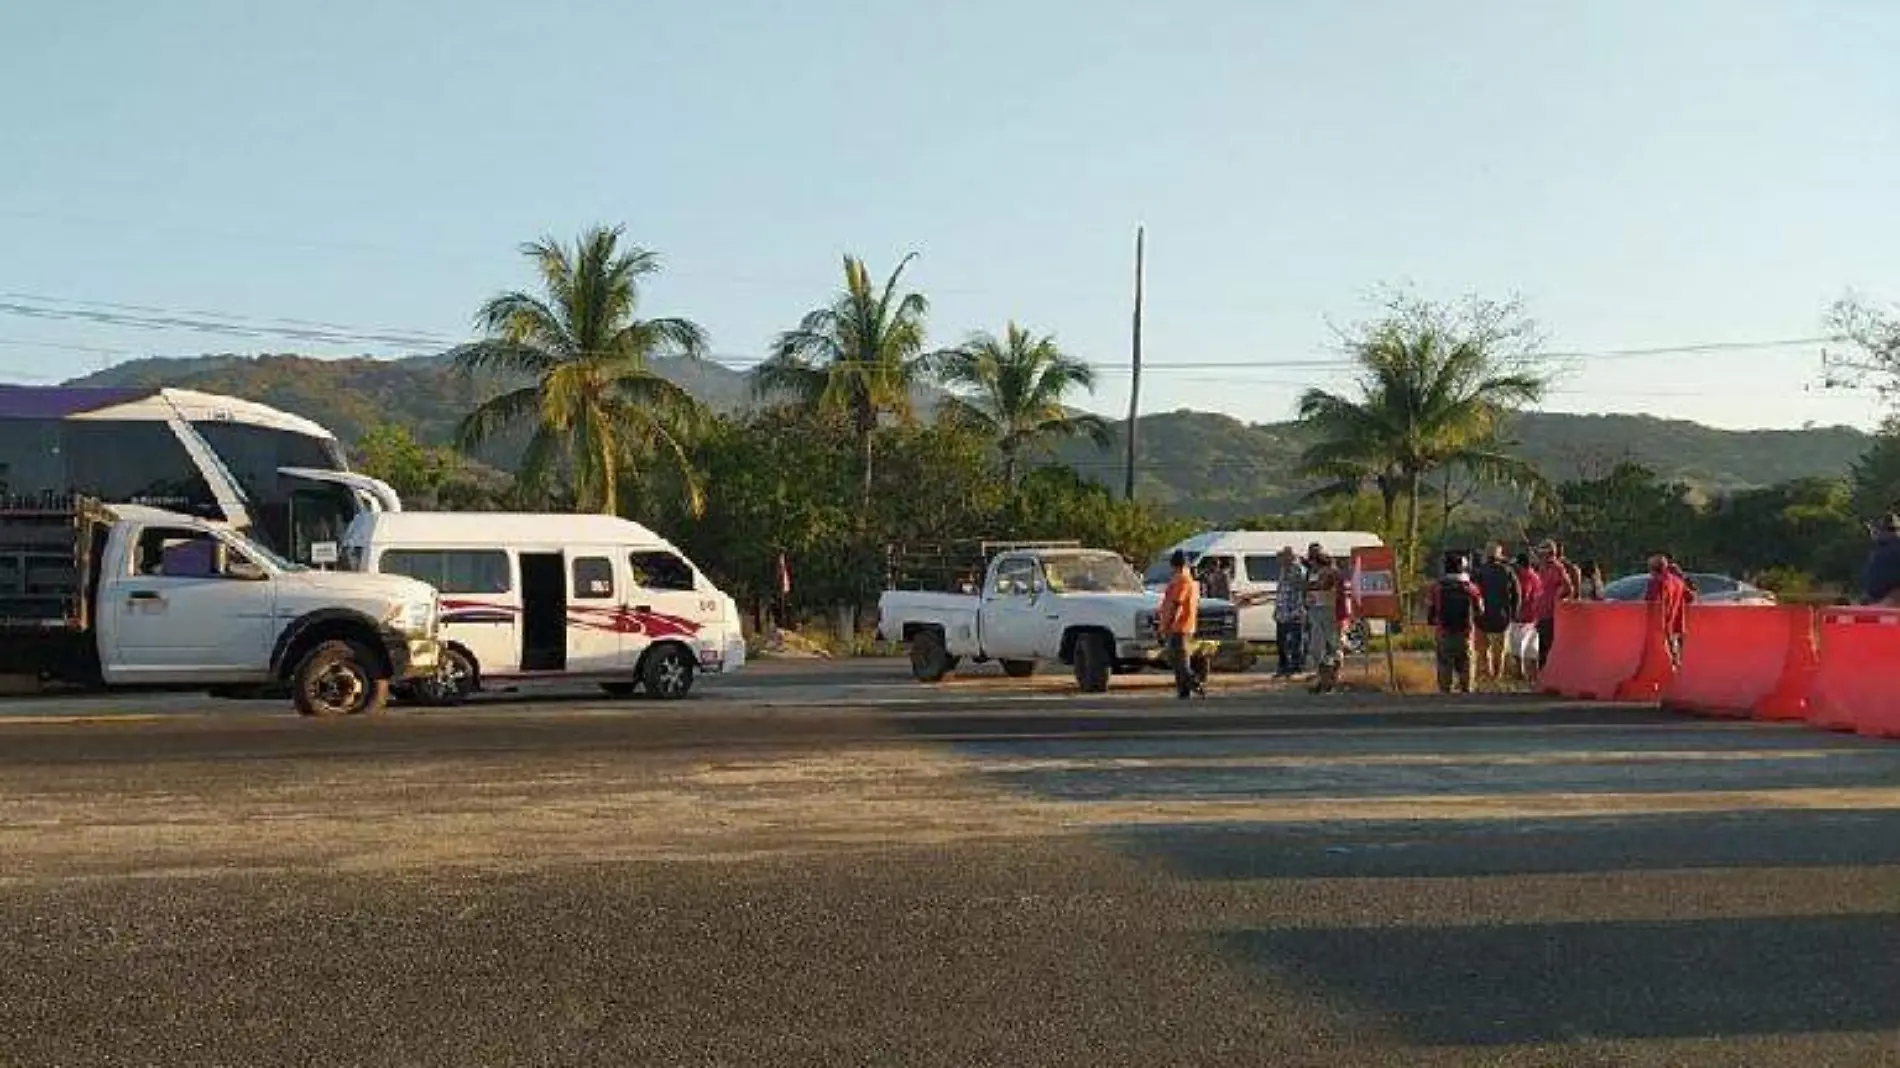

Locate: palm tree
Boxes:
[753,254,933,508]
[1297,322,1548,580]
[939,322,1111,486]
[452,226,708,516]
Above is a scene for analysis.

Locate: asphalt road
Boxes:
[4,660,1899,1066]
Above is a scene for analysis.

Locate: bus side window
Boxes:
[572,557,615,600]
[628,550,694,592]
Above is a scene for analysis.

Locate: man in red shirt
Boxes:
[1531,540,1576,672]
[1645,553,1691,669]
[1510,551,1544,683]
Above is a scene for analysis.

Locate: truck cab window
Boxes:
[628,551,694,591]
[991,558,1040,597]
[134,527,254,579]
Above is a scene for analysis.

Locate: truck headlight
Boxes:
[387,599,435,636]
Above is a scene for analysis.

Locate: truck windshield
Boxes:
[229,528,303,572]
[1043,553,1144,594]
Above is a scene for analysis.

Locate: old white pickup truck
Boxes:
[875,544,1236,693]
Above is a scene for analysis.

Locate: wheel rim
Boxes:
[311,661,365,714]
[656,652,689,696]
[433,652,472,699]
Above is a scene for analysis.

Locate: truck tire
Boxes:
[1001,659,1037,678]
[642,643,696,700]
[292,640,389,717]
[1072,632,1112,694]
[909,629,954,683]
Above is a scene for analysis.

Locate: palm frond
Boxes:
[455,384,544,449]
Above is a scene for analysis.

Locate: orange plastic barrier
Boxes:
[1538,600,1673,701]
[1661,605,1815,720]
[1808,607,1900,737]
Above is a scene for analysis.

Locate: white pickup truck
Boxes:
[0,498,442,716]
[876,545,1236,692]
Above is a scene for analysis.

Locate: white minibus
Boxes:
[342,512,745,702]
[1146,530,1385,644]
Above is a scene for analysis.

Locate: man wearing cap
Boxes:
[1271,546,1308,679]
[1304,544,1345,693]
[1863,514,1900,606]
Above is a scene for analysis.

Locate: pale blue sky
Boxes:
[2,0,1896,429]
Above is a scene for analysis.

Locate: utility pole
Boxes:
[1123,225,1145,501]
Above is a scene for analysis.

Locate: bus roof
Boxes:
[346,511,677,551]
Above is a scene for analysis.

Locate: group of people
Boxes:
[1265,543,1349,693]
[1426,540,1694,694]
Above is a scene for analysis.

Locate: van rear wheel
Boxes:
[293,640,389,717]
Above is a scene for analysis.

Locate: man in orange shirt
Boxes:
[1158,549,1205,699]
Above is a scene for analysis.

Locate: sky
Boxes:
[2,0,1897,431]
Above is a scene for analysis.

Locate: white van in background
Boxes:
[1146,530,1385,644]
[341,512,745,702]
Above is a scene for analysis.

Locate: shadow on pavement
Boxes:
[1107,809,1900,879]
[1218,912,1900,1045]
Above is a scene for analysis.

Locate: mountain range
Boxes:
[63,353,1874,522]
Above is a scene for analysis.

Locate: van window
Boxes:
[628,551,694,592]
[572,556,615,599]
[380,549,510,594]
[1244,555,1281,583]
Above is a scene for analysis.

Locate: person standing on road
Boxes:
[1645,553,1691,669]
[1532,540,1576,673]
[1862,514,1900,606]
[1304,546,1345,694]
[1509,551,1544,683]
[1199,557,1233,603]
[1158,549,1203,700]
[1427,551,1486,694]
[1473,543,1521,684]
[1577,560,1606,601]
[1272,545,1308,679]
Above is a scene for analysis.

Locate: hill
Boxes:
[61,354,1873,521]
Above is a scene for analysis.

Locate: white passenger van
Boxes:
[1146,530,1385,643]
[342,512,745,702]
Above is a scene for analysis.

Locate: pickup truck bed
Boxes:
[0,500,112,677]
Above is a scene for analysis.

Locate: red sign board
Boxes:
[1350,545,1401,621]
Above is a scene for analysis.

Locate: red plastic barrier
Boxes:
[1661,605,1814,720]
[1808,607,1900,737]
[1755,607,1819,722]
[1539,600,1673,701]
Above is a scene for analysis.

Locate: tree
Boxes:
[1826,293,1900,401]
[753,254,934,510]
[452,225,708,516]
[1296,293,1551,582]
[352,423,451,502]
[938,322,1111,485]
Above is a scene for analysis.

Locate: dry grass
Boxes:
[1340,651,1540,695]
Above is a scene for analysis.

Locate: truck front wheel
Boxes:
[1072,633,1112,694]
[292,640,390,717]
[909,630,955,683]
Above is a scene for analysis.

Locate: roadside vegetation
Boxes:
[329,224,1900,629]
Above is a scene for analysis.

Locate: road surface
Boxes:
[3,660,1897,1066]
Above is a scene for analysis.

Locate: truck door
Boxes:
[103,525,275,679]
[977,556,1046,658]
